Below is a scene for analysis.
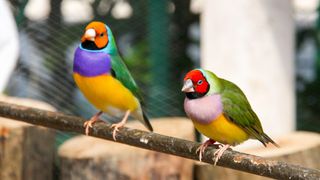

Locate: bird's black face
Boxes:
[81,40,100,50]
[185,91,206,99]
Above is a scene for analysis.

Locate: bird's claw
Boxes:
[196,144,207,162]
[213,150,221,166]
[83,119,96,136]
[196,139,216,162]
[83,121,92,136]
[83,121,92,128]
[111,126,119,141]
[111,122,125,141]
[212,144,230,166]
[83,111,103,136]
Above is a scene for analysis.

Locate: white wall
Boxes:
[0,0,19,92]
[201,0,295,145]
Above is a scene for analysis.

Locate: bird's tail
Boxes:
[259,133,280,148]
[132,108,153,132]
[142,111,153,132]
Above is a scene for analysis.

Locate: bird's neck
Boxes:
[105,39,118,55]
[105,27,119,55]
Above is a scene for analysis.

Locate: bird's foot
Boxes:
[83,111,103,135]
[111,110,130,141]
[213,144,231,166]
[196,139,216,162]
[111,121,126,141]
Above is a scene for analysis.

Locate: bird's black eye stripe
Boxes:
[197,80,203,85]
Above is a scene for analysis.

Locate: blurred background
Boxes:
[4,0,200,146]
[0,0,320,179]
[3,0,319,139]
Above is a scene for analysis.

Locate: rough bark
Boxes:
[0,97,55,180]
[0,101,319,179]
[195,131,320,180]
[59,118,195,180]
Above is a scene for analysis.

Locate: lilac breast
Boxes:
[73,47,111,77]
[184,94,223,124]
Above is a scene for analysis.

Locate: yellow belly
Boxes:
[73,73,139,112]
[193,114,249,145]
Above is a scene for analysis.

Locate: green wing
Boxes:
[220,79,277,146]
[110,54,144,103]
[110,54,154,132]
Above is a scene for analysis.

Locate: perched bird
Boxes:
[73,21,153,140]
[182,69,278,165]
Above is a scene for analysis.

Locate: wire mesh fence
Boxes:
[6,0,199,145]
[7,0,199,118]
[4,0,320,144]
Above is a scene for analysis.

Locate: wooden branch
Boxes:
[0,101,319,179]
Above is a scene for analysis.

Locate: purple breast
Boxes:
[73,47,111,77]
[184,94,223,124]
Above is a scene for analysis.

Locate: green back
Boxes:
[220,79,265,140]
[204,70,278,146]
[105,25,144,103]
[204,70,265,141]
[110,54,144,103]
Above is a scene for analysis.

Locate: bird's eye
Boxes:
[100,33,104,37]
[197,80,203,85]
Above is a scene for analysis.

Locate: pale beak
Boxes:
[84,28,96,41]
[181,79,195,92]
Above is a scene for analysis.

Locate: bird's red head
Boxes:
[81,21,108,49]
[182,69,210,96]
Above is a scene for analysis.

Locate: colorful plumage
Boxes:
[73,21,153,140]
[182,69,278,164]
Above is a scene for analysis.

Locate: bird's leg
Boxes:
[111,110,130,141]
[196,139,216,161]
[83,111,103,135]
[213,144,231,165]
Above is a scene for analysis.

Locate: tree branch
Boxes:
[0,101,319,179]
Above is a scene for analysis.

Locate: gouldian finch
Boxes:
[182,69,279,164]
[73,21,153,140]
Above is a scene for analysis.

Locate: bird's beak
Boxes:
[83,28,96,41]
[181,79,195,92]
